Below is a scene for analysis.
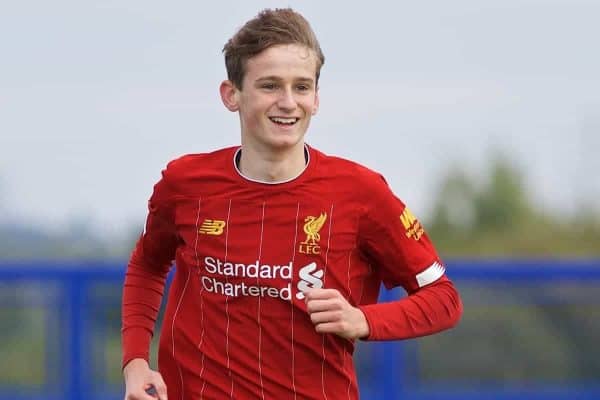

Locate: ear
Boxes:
[220,80,239,112]
[312,86,320,115]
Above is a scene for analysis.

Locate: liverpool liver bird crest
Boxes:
[302,213,327,245]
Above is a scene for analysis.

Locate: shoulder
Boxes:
[311,146,388,190]
[162,146,237,180]
[156,146,238,196]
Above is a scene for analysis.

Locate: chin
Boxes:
[264,135,304,150]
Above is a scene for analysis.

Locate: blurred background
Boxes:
[1,1,599,399]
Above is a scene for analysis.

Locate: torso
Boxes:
[157,146,381,399]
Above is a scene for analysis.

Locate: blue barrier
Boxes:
[1,259,599,400]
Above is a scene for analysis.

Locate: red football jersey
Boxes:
[122,145,461,399]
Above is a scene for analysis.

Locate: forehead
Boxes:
[244,44,317,81]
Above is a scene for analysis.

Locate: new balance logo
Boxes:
[198,219,226,235]
[296,262,324,300]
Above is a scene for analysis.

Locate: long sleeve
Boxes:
[359,277,462,340]
[121,170,179,368]
[357,173,462,340]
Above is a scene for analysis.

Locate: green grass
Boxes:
[0,307,46,385]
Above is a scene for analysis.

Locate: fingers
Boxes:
[144,384,158,398]
[126,383,167,400]
[143,373,168,400]
[305,289,347,316]
[305,289,347,334]
[153,373,168,400]
[314,321,350,335]
[125,389,158,400]
[304,288,340,301]
[306,298,343,313]
[304,288,369,339]
[124,370,168,400]
[310,310,342,324]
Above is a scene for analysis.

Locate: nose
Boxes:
[277,87,297,111]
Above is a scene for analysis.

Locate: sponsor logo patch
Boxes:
[399,208,424,240]
[295,262,324,300]
[199,256,325,301]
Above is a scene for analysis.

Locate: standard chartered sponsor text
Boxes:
[204,256,292,279]
[202,256,292,300]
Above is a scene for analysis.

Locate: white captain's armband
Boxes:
[416,262,445,287]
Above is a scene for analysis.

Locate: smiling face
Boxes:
[220,44,320,154]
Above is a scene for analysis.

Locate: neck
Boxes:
[238,142,306,183]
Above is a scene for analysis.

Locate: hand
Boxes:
[123,358,168,400]
[305,288,370,340]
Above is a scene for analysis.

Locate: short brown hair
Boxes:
[223,8,325,89]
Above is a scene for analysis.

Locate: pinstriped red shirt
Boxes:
[122,145,461,399]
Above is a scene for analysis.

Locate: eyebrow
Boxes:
[255,76,315,84]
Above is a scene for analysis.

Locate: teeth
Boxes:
[270,117,297,124]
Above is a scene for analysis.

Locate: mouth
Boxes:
[269,117,300,126]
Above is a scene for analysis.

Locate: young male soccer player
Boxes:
[122,8,462,400]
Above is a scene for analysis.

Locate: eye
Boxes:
[261,83,277,90]
[296,84,310,91]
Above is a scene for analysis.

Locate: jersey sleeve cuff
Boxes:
[358,304,380,341]
[122,326,153,369]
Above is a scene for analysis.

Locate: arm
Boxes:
[306,174,461,340]
[359,276,462,340]
[358,174,462,340]
[305,277,461,340]
[121,170,178,399]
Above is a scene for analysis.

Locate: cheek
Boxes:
[239,101,262,123]
[242,97,269,119]
[300,98,317,114]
